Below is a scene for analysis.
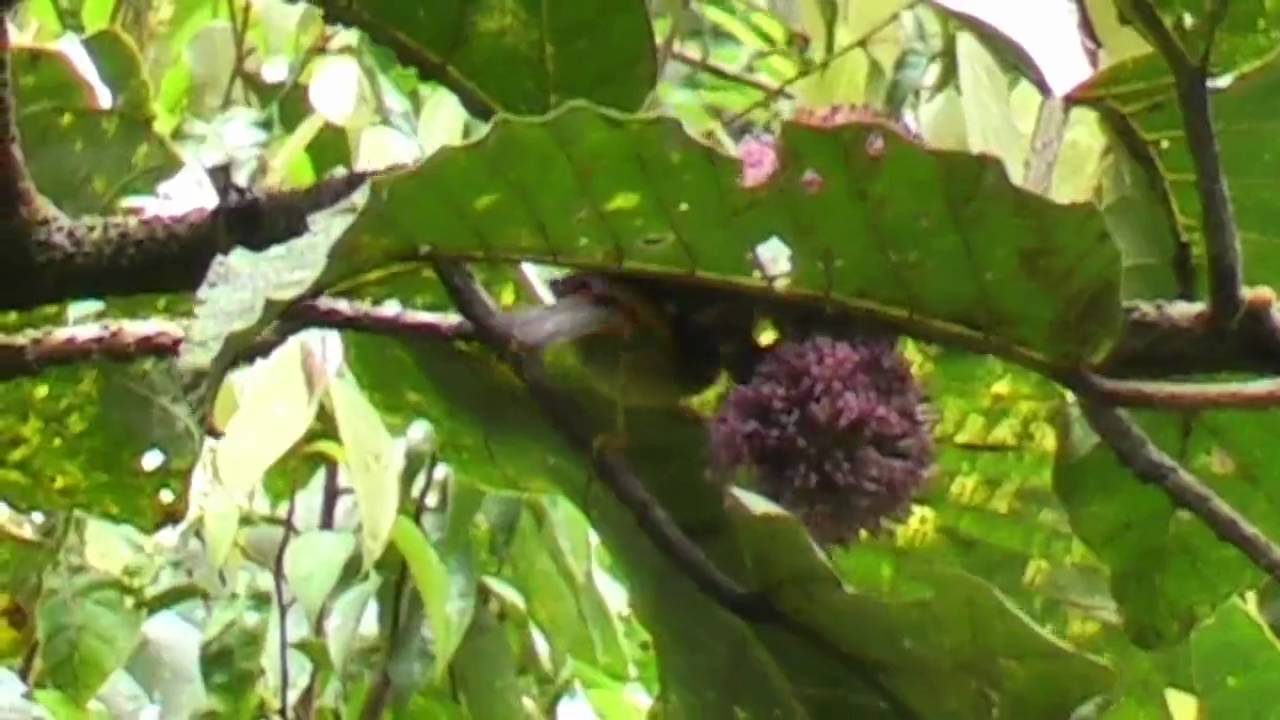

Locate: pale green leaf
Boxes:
[283,530,357,624]
[390,515,468,682]
[214,339,323,500]
[329,372,403,566]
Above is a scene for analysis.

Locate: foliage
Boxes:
[3,0,1280,718]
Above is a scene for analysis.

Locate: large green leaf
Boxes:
[37,575,145,705]
[1190,599,1280,715]
[507,498,630,677]
[731,491,1113,719]
[1054,404,1280,648]
[313,0,656,115]
[1074,33,1280,295]
[14,31,181,215]
[329,103,1122,367]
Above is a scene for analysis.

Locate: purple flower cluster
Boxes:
[710,335,934,544]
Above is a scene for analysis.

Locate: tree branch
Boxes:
[0,172,368,311]
[1070,371,1280,409]
[1122,0,1246,327]
[0,1,369,309]
[1078,399,1280,581]
[1104,292,1280,376]
[0,296,470,380]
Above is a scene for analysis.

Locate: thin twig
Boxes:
[669,47,787,96]
[272,492,299,720]
[1078,399,1280,580]
[1122,0,1245,327]
[724,4,912,126]
[220,0,254,110]
[0,298,471,381]
[1022,97,1067,195]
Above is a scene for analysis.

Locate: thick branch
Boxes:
[1123,0,1246,326]
[0,173,367,310]
[1079,400,1280,581]
[1104,294,1280,376]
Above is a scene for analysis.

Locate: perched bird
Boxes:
[508,272,760,408]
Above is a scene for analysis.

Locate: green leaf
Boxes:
[955,31,1027,183]
[1190,599,1280,715]
[1054,405,1280,647]
[1096,125,1184,299]
[451,602,525,720]
[331,102,1121,367]
[729,489,1114,719]
[37,577,144,706]
[389,515,469,682]
[14,38,180,215]
[329,372,403,566]
[215,338,324,501]
[325,572,380,672]
[81,31,152,116]
[283,530,357,623]
[1074,40,1280,297]
[314,0,657,115]
[507,499,628,675]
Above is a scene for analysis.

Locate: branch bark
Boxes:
[0,297,470,380]
[0,173,368,311]
[1070,371,1280,409]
